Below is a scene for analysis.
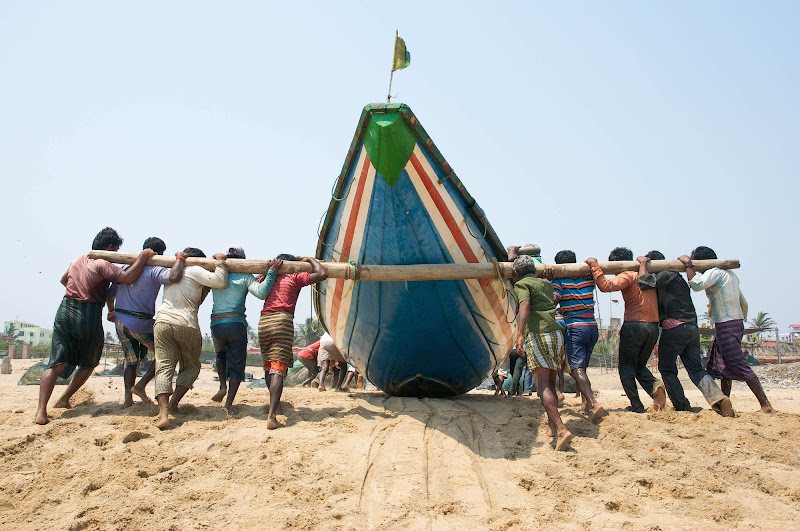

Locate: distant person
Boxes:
[210,246,280,411]
[551,250,604,423]
[107,237,186,408]
[260,255,327,428]
[507,347,525,397]
[638,252,733,416]
[315,332,348,392]
[154,248,228,429]
[586,248,666,413]
[512,255,572,451]
[297,340,322,387]
[683,246,773,413]
[491,354,510,396]
[342,363,360,392]
[35,228,155,425]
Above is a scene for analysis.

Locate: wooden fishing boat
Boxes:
[315,103,517,397]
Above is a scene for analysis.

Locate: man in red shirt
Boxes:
[35,228,155,425]
[258,254,327,429]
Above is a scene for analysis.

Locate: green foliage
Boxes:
[202,333,214,353]
[294,317,324,347]
[29,343,51,358]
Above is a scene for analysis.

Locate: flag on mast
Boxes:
[392,31,411,71]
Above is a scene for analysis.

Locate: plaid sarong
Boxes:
[48,297,104,369]
[258,312,295,367]
[115,318,155,366]
[524,329,565,371]
[706,319,756,381]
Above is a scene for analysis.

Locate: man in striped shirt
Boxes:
[551,250,605,423]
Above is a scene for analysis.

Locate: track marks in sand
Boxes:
[358,396,522,527]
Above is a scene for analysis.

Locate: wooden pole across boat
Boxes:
[88,251,739,282]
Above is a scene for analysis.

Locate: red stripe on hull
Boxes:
[329,153,372,335]
[409,152,512,340]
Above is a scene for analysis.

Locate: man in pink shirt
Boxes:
[35,228,155,425]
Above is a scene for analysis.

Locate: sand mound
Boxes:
[1,361,799,529]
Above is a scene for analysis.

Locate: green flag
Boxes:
[392,32,411,72]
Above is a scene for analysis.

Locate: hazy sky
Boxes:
[2,1,798,339]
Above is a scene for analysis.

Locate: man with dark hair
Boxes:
[259,254,327,429]
[107,237,186,407]
[638,251,733,416]
[154,247,229,429]
[35,228,155,424]
[512,255,572,450]
[210,246,280,410]
[586,247,666,413]
[551,250,604,423]
[682,246,773,412]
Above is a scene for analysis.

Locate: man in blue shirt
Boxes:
[107,237,186,407]
[210,246,280,410]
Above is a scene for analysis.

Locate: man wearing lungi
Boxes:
[638,251,734,416]
[587,247,667,413]
[154,248,228,429]
[210,246,280,410]
[513,255,572,451]
[682,246,773,413]
[107,237,186,407]
[35,227,155,425]
[259,254,327,429]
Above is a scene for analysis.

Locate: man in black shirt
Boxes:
[637,251,733,417]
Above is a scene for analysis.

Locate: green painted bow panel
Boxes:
[363,112,416,187]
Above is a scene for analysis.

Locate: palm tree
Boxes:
[293,317,324,347]
[749,312,776,338]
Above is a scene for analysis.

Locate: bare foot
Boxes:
[123,394,133,408]
[266,416,281,430]
[53,397,71,409]
[546,423,555,437]
[760,405,775,413]
[581,398,589,412]
[653,386,666,411]
[168,405,180,415]
[555,431,573,451]
[588,405,605,424]
[556,390,565,404]
[211,388,227,402]
[340,386,350,393]
[156,416,170,430]
[318,385,327,392]
[311,380,319,388]
[131,386,152,404]
[34,411,49,425]
[717,397,735,418]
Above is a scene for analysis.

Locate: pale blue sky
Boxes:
[1,1,798,338]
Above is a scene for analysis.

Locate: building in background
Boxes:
[3,320,52,346]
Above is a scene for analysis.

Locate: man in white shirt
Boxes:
[154,247,228,429]
[680,246,772,413]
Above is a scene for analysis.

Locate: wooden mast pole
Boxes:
[88,251,739,282]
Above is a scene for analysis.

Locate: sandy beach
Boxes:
[1,358,799,530]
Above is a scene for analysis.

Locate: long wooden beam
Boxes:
[88,251,739,281]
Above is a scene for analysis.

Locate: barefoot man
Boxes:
[638,251,733,416]
[683,246,773,413]
[512,255,572,451]
[259,254,327,429]
[586,247,666,413]
[551,250,605,423]
[210,246,280,411]
[35,227,155,424]
[107,237,186,407]
[154,248,228,429]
